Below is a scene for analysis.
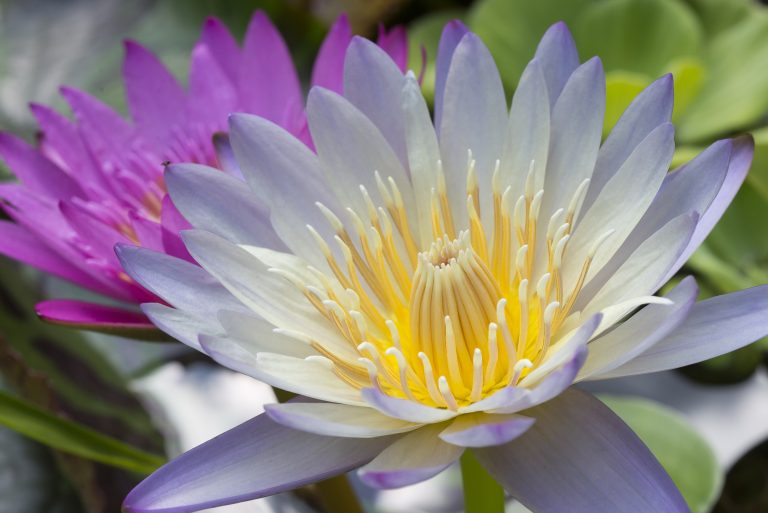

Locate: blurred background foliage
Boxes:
[0,0,767,512]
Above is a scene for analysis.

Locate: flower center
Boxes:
[283,154,613,410]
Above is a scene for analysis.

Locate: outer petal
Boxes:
[578,276,698,381]
[307,88,414,228]
[36,299,154,333]
[377,25,408,72]
[344,37,408,167]
[583,74,673,211]
[439,32,507,226]
[123,412,396,513]
[668,134,754,279]
[0,132,83,200]
[439,413,534,448]
[533,22,580,107]
[198,17,240,83]
[604,285,768,378]
[164,163,284,249]
[228,113,339,264]
[474,389,690,513]
[433,20,469,130]
[238,11,302,126]
[141,303,218,351]
[265,401,420,438]
[123,41,186,144]
[311,15,351,93]
[361,387,457,424]
[539,57,605,241]
[357,425,464,489]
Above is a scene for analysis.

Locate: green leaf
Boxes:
[678,12,768,142]
[666,57,706,122]
[744,127,768,202]
[574,0,703,76]
[0,390,164,475]
[468,0,592,90]
[600,395,723,513]
[604,71,651,136]
[682,0,755,38]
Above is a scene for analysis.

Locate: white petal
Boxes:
[358,425,464,489]
[265,401,420,438]
[439,412,535,448]
[141,303,219,351]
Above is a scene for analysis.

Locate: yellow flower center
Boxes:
[292,155,611,410]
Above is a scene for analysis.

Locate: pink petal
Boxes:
[377,24,408,72]
[310,14,352,94]
[198,17,241,84]
[36,299,164,340]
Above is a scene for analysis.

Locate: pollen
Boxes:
[278,153,613,410]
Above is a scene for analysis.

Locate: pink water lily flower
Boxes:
[0,12,407,336]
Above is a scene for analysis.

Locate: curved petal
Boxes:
[36,299,153,331]
[578,276,698,381]
[265,401,420,438]
[377,25,408,72]
[311,15,351,93]
[344,37,408,167]
[198,17,240,84]
[164,164,284,249]
[583,74,674,210]
[433,20,469,130]
[123,41,186,144]
[228,113,341,265]
[474,389,689,513]
[116,244,245,316]
[357,424,463,489]
[141,303,218,351]
[123,412,396,513]
[439,32,507,224]
[439,413,534,448]
[307,87,414,229]
[533,22,580,107]
[238,11,302,126]
[606,284,768,378]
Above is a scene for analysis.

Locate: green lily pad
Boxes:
[468,0,592,90]
[666,57,706,122]
[600,395,723,513]
[678,12,768,142]
[604,71,651,136]
[683,0,754,37]
[574,0,703,76]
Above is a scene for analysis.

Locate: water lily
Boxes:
[118,21,768,513]
[0,12,407,336]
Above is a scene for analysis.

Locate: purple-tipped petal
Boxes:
[0,132,82,200]
[474,389,690,513]
[585,74,674,209]
[344,37,408,166]
[668,135,754,279]
[123,41,186,144]
[36,299,155,333]
[439,413,535,448]
[188,44,237,129]
[311,14,352,93]
[198,17,241,84]
[377,25,408,73]
[238,11,302,126]
[579,276,698,380]
[164,163,284,249]
[358,425,464,489]
[606,284,768,378]
[439,32,507,221]
[533,22,580,107]
[433,20,469,129]
[123,412,396,513]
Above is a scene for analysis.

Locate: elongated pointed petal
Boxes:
[36,299,153,332]
[533,22,580,106]
[474,390,689,513]
[439,413,534,448]
[311,15,352,93]
[434,20,469,130]
[358,425,464,489]
[605,285,768,378]
[265,401,420,438]
[123,413,396,513]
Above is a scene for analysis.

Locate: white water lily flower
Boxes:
[118,21,768,513]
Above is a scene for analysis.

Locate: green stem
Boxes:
[461,451,505,513]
